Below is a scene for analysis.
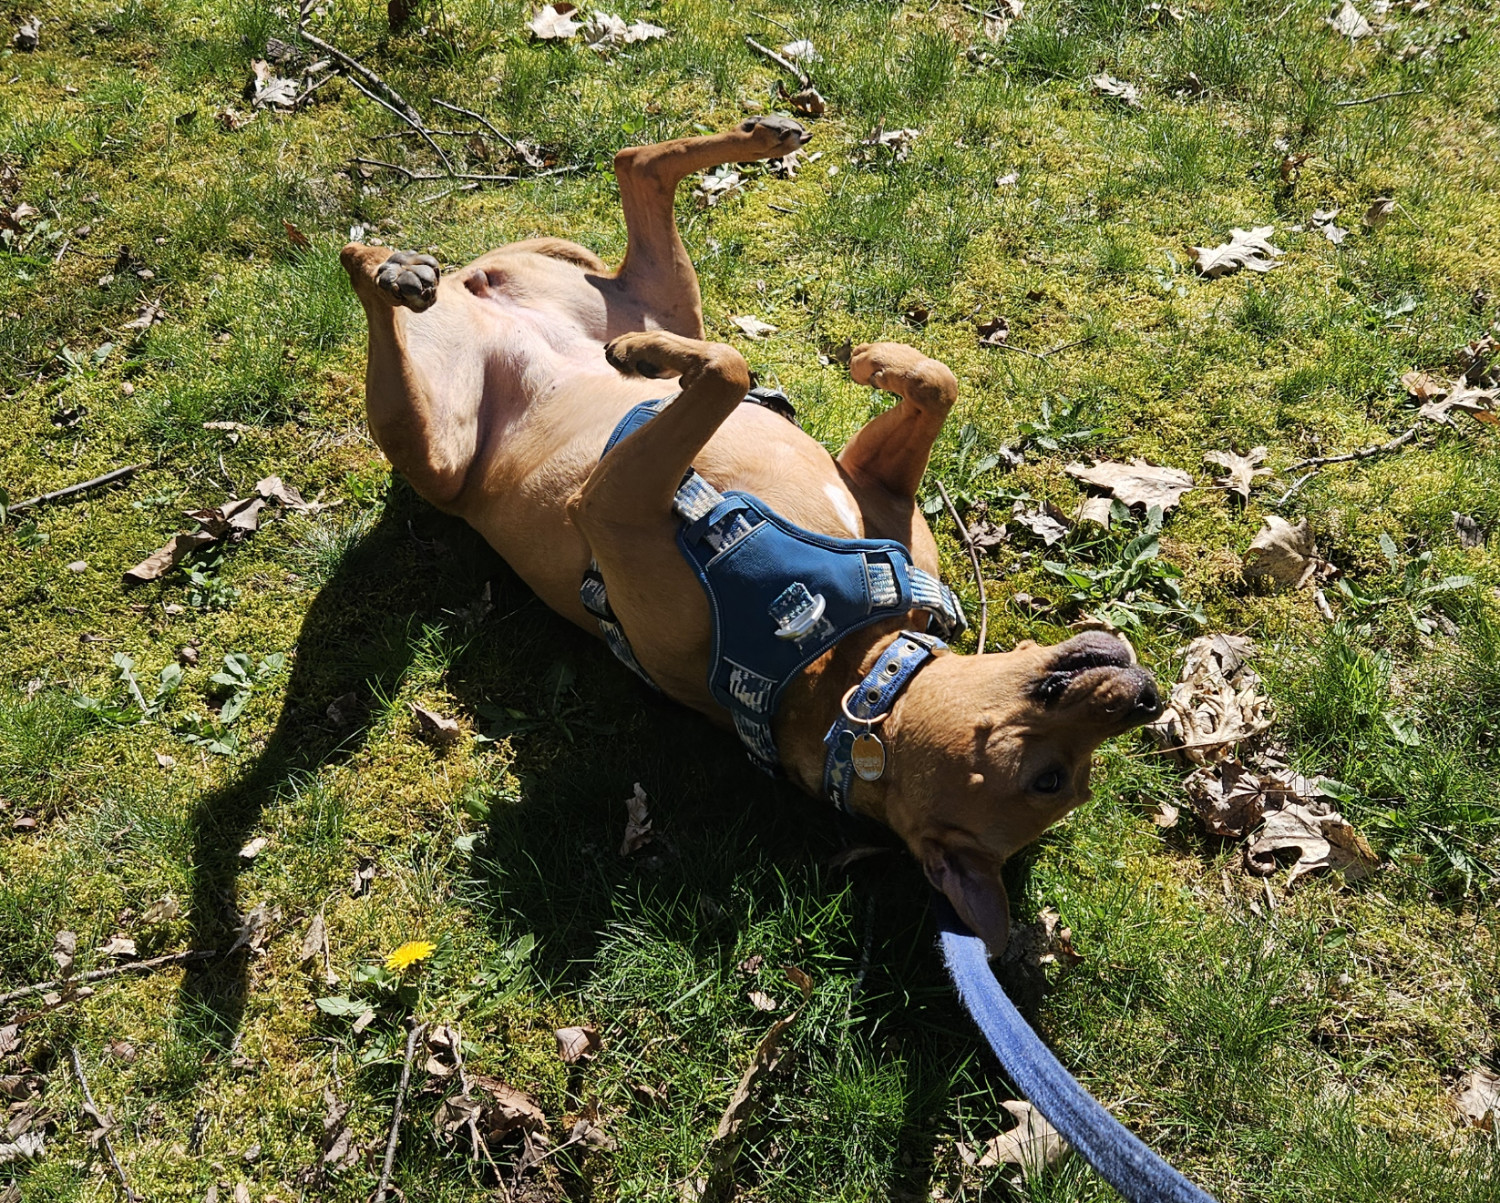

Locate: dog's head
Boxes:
[880,631,1160,954]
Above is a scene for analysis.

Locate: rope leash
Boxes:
[936,897,1219,1203]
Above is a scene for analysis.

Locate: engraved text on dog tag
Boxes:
[851,732,886,781]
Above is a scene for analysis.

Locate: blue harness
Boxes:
[581,396,966,775]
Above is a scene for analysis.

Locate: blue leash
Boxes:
[936,898,1219,1202]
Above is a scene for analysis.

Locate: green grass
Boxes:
[2,0,1499,1199]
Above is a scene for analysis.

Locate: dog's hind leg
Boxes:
[836,342,959,499]
[341,243,482,509]
[610,118,809,338]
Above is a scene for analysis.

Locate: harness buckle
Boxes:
[770,582,827,641]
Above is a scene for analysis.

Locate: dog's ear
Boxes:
[922,843,1010,956]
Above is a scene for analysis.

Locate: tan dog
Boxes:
[342,119,1160,951]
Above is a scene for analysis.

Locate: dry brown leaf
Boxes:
[320,1087,361,1172]
[747,990,777,1011]
[582,13,668,47]
[298,911,326,966]
[620,782,653,856]
[227,902,279,956]
[714,1014,796,1143]
[1455,1068,1500,1131]
[526,3,579,39]
[1362,196,1395,228]
[435,1073,547,1150]
[729,314,777,339]
[1245,802,1378,884]
[1454,512,1483,549]
[1310,208,1348,245]
[123,530,216,584]
[1188,226,1284,278]
[410,703,461,746]
[1148,634,1272,765]
[554,1025,601,1064]
[694,167,742,207]
[966,1100,1070,1175]
[1066,459,1193,513]
[0,1024,20,1058]
[1152,799,1181,828]
[787,86,825,116]
[1326,0,1373,37]
[240,836,268,861]
[53,930,77,977]
[425,1024,462,1077]
[860,127,920,160]
[1183,757,1284,838]
[1243,515,1327,589]
[255,475,312,512]
[783,965,813,1000]
[1002,907,1083,970]
[1405,374,1499,426]
[1204,448,1270,502]
[1090,73,1141,107]
[976,315,1010,346]
[966,516,1009,553]
[140,897,180,925]
[1279,152,1310,182]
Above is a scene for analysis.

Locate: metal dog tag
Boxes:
[851,732,886,781]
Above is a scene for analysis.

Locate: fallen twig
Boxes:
[296,26,422,125]
[375,1021,428,1202]
[70,1047,140,1202]
[431,98,521,155]
[1335,87,1422,107]
[935,480,988,655]
[7,464,145,516]
[371,127,482,141]
[343,77,454,173]
[0,949,218,1007]
[352,156,519,184]
[1287,425,1419,472]
[743,35,809,88]
[1274,471,1317,508]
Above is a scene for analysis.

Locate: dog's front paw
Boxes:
[604,334,666,379]
[737,115,811,158]
[375,250,441,312]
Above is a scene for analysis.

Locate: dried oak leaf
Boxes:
[1455,1068,1500,1131]
[729,314,777,339]
[123,530,216,584]
[1148,634,1272,765]
[1403,372,1499,426]
[526,4,580,39]
[713,1014,796,1143]
[410,703,461,746]
[619,782,653,856]
[1090,73,1141,108]
[1066,459,1193,513]
[1188,226,1284,278]
[1326,1,1373,37]
[99,935,137,960]
[1204,447,1270,503]
[247,60,301,110]
[1243,515,1327,589]
[255,475,312,512]
[320,1087,361,1171]
[1011,500,1069,545]
[962,1100,1070,1176]
[747,990,777,1011]
[298,911,326,967]
[1001,907,1082,970]
[977,316,1010,346]
[554,1025,601,1064]
[425,1024,463,1077]
[1182,757,1282,837]
[1245,803,1377,884]
[581,12,668,47]
[436,1074,546,1145]
[1362,196,1395,229]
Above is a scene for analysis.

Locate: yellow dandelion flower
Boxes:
[385,940,437,972]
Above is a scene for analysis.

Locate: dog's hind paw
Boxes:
[374,250,441,312]
[603,334,667,379]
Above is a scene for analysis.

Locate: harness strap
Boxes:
[937,898,1219,1203]
[821,631,944,811]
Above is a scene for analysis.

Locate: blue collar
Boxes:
[821,631,944,811]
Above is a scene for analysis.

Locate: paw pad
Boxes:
[375,250,441,312]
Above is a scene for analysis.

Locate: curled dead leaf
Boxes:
[555,1024,601,1064]
[410,703,461,746]
[1203,449,1269,503]
[1090,73,1141,107]
[620,782,654,856]
[1455,1068,1500,1131]
[1245,803,1378,884]
[1148,634,1272,765]
[1243,515,1329,589]
[729,314,777,339]
[526,4,580,39]
[963,1100,1070,1176]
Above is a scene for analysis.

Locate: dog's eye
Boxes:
[1032,769,1064,794]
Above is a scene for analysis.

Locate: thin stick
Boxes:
[371,127,481,141]
[343,77,454,173]
[296,26,422,125]
[70,1047,139,1202]
[1040,334,1098,358]
[984,340,1047,362]
[935,480,988,655]
[7,464,145,515]
[743,35,809,88]
[1335,88,1422,108]
[1287,424,1418,471]
[1274,471,1316,508]
[431,99,520,154]
[0,949,217,1006]
[375,1021,428,1202]
[353,156,581,186]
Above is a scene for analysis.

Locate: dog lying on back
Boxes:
[342,118,1161,951]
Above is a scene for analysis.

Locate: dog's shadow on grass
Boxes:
[179,482,1007,1196]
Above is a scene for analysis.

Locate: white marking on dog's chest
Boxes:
[824,484,862,537]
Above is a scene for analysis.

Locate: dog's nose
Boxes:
[1133,673,1162,718]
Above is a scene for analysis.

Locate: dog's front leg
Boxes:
[836,342,959,499]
